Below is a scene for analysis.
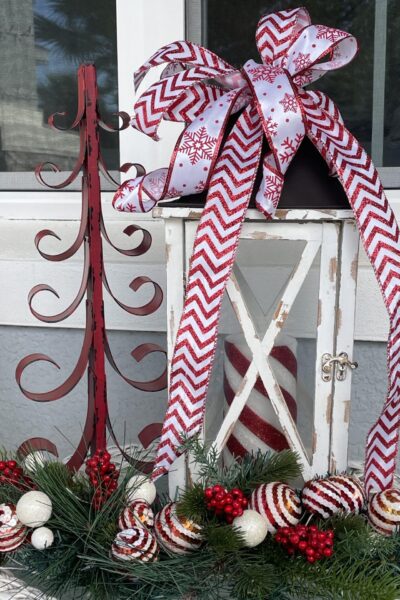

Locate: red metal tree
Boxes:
[15,64,166,471]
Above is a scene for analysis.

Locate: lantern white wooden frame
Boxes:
[153,206,360,497]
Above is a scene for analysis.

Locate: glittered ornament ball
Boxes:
[368,488,400,535]
[31,527,54,550]
[0,503,27,552]
[250,482,302,533]
[119,500,154,530]
[16,491,52,527]
[328,475,365,514]
[154,502,202,555]
[126,476,157,505]
[233,509,268,548]
[302,475,365,518]
[302,478,343,519]
[112,526,159,562]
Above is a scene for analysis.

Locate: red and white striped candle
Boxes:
[223,333,297,463]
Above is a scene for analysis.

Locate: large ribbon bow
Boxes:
[114,7,400,495]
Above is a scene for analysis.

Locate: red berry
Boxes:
[103,451,111,461]
[241,498,248,507]
[8,460,17,470]
[3,468,10,477]
[225,494,233,504]
[215,492,225,502]
[224,504,233,514]
[325,538,333,547]
[317,532,326,542]
[282,527,291,536]
[298,541,307,552]
[232,501,241,510]
[231,488,242,497]
[232,509,240,518]
[275,534,282,543]
[323,547,333,558]
[205,488,213,499]
[307,555,316,563]
[226,515,234,524]
[289,534,300,546]
[213,485,223,494]
[306,547,315,557]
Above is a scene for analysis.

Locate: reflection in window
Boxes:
[0,0,118,175]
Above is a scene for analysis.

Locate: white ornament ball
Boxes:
[126,476,157,505]
[16,491,52,527]
[31,527,54,550]
[250,482,302,533]
[233,509,268,548]
[368,488,400,535]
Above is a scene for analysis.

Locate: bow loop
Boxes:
[256,7,310,66]
[285,24,358,86]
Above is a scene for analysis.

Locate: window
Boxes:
[0,0,119,189]
[186,0,400,187]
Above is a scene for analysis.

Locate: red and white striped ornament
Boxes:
[111,527,159,562]
[368,489,400,536]
[223,334,297,464]
[118,500,154,530]
[0,503,27,553]
[249,482,302,533]
[154,502,202,555]
[328,475,365,514]
[302,475,365,518]
[302,478,343,518]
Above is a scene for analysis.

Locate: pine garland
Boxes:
[1,442,400,599]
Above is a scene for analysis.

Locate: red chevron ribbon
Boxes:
[113,7,400,494]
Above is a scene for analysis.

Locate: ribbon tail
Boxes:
[152,105,263,479]
[303,94,400,496]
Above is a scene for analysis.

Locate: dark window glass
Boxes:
[384,0,400,166]
[0,0,118,176]
[202,0,397,168]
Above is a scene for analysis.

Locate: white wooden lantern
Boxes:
[154,206,360,498]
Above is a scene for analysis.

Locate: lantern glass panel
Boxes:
[203,233,331,467]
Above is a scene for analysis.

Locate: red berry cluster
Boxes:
[85,450,119,510]
[0,460,34,490]
[275,525,334,563]
[204,484,248,524]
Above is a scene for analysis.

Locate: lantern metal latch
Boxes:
[321,352,358,382]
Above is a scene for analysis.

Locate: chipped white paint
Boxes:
[330,220,360,472]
